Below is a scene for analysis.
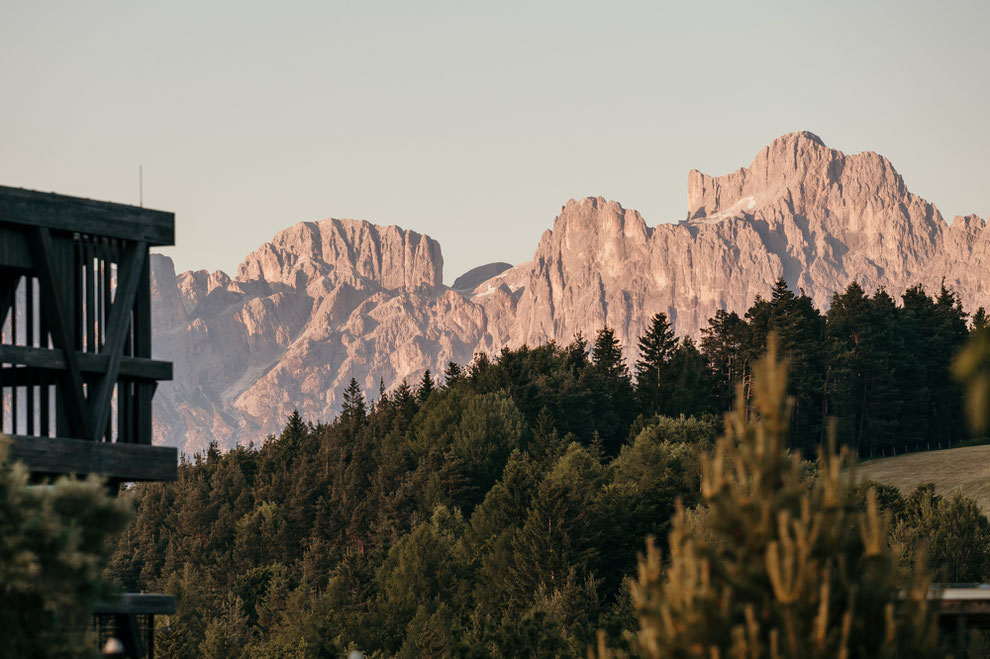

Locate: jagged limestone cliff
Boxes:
[152,132,990,452]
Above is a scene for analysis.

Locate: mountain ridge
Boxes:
[151,131,990,452]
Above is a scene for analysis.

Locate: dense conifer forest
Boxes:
[106,280,990,656]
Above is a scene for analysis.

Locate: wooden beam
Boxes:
[6,434,177,482]
[134,255,153,444]
[90,243,146,442]
[0,186,174,246]
[0,228,32,270]
[114,613,146,659]
[28,227,92,440]
[0,345,171,380]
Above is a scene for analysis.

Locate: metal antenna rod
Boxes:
[139,165,143,208]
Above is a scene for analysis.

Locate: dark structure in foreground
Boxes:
[0,185,177,657]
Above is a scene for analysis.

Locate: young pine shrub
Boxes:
[628,336,938,659]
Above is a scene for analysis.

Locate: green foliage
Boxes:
[635,312,677,415]
[627,337,938,658]
[630,414,721,448]
[443,361,464,386]
[589,327,637,454]
[700,309,747,411]
[700,280,974,456]
[417,369,436,403]
[741,278,827,453]
[972,307,989,332]
[891,484,990,583]
[451,392,526,506]
[111,340,715,655]
[659,337,715,417]
[374,506,464,652]
[110,280,986,654]
[341,380,366,428]
[0,439,132,658]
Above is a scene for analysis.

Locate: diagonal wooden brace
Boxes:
[90,242,146,443]
[27,227,93,440]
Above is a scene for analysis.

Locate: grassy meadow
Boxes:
[857,444,990,513]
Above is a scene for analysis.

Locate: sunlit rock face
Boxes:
[152,133,990,453]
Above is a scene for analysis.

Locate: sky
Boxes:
[2,1,988,284]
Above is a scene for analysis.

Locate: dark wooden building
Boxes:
[0,185,178,657]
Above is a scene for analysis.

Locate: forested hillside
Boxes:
[110,280,990,656]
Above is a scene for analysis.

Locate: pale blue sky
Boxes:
[2,1,988,283]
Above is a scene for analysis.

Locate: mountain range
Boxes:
[150,131,990,452]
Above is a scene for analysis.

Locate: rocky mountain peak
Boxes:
[550,197,651,246]
[687,131,912,225]
[151,132,990,453]
[236,218,443,293]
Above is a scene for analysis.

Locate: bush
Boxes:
[626,337,939,658]
[0,438,131,658]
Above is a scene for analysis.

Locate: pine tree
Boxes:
[469,352,493,380]
[635,312,677,415]
[588,328,636,454]
[824,282,873,453]
[282,409,306,440]
[902,283,969,449]
[417,369,436,403]
[660,337,714,417]
[972,307,989,332]
[627,335,937,658]
[271,410,307,462]
[341,379,366,426]
[592,327,627,379]
[700,309,746,412]
[860,289,905,456]
[565,332,590,374]
[393,378,417,422]
[743,278,826,453]
[443,361,463,387]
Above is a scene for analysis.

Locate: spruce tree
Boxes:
[417,369,436,403]
[660,337,714,417]
[592,327,627,379]
[565,332,590,374]
[743,278,826,453]
[628,335,937,658]
[341,379,366,425]
[972,307,989,332]
[700,309,746,412]
[825,282,873,453]
[272,409,307,461]
[281,409,307,442]
[443,361,463,387]
[902,284,968,449]
[393,378,417,421]
[589,328,636,454]
[635,312,677,415]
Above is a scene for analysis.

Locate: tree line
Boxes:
[4,277,990,656]
[645,278,982,456]
[101,278,990,655]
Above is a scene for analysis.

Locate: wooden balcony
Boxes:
[0,185,176,483]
